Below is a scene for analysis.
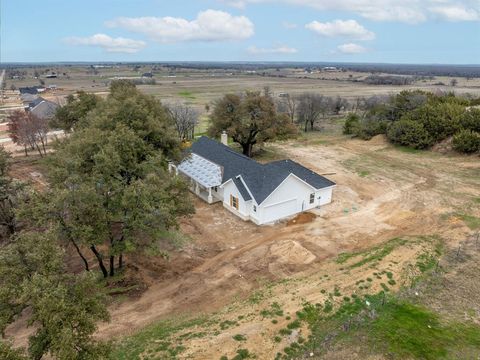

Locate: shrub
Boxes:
[460,109,480,133]
[343,113,360,135]
[452,130,480,154]
[387,119,433,149]
[355,118,388,140]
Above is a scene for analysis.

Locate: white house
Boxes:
[172,136,335,225]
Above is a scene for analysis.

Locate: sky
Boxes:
[1,0,479,64]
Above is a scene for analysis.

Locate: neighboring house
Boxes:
[172,135,335,225]
[26,97,59,120]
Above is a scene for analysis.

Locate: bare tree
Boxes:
[7,110,49,157]
[277,94,298,123]
[297,93,330,132]
[166,102,199,140]
[331,96,349,115]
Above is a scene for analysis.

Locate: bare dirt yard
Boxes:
[6,134,480,358]
[90,135,480,357]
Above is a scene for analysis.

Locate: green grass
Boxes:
[455,213,480,230]
[284,294,480,360]
[177,90,196,100]
[358,170,370,177]
[232,334,247,341]
[336,238,407,269]
[112,316,212,359]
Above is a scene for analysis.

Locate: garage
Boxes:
[262,198,298,224]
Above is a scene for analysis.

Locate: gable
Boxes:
[260,174,315,206]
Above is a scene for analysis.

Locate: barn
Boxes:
[171,135,335,225]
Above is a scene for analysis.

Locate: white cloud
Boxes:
[306,19,375,40]
[337,43,367,54]
[64,34,146,53]
[219,0,480,23]
[106,10,254,43]
[247,45,298,54]
[430,6,479,21]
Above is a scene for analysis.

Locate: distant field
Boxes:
[4,64,480,136]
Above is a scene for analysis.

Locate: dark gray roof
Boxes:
[189,136,335,204]
[29,99,59,120]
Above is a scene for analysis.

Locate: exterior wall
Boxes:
[221,180,250,218]
[317,186,334,206]
[257,175,334,224]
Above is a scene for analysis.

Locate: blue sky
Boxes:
[2,0,479,64]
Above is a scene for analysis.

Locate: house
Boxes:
[172,135,335,225]
[26,97,59,120]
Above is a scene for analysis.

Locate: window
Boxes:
[214,186,218,192]
[253,205,257,212]
[230,195,239,210]
[309,193,315,204]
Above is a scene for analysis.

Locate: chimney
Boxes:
[221,130,228,146]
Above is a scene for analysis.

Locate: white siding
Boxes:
[257,175,334,224]
[221,180,250,219]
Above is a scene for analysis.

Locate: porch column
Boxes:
[207,187,213,203]
[195,181,200,195]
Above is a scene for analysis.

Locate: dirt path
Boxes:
[7,135,480,355]
[95,136,479,340]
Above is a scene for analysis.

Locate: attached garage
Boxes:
[262,198,298,224]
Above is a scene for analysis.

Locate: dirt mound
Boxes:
[431,136,453,153]
[287,212,316,226]
[367,134,389,146]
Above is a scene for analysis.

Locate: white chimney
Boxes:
[221,131,228,146]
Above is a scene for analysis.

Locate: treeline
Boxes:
[0,81,194,358]
[343,90,480,154]
[363,75,417,85]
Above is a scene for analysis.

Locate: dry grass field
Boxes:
[3,66,480,359]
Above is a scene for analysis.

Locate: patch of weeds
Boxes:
[285,316,291,320]
[320,289,326,294]
[454,213,480,230]
[296,303,321,325]
[260,302,284,318]
[388,279,396,286]
[272,319,278,324]
[323,300,333,313]
[333,286,341,297]
[274,336,282,343]
[336,238,407,269]
[358,170,370,177]
[232,348,253,360]
[233,334,247,342]
[238,315,244,320]
[112,316,212,359]
[178,91,196,99]
[386,272,393,279]
[220,320,238,330]
[343,296,351,302]
[220,356,228,360]
[287,320,301,329]
[366,277,373,282]
[381,283,390,292]
[279,328,292,336]
[248,290,265,304]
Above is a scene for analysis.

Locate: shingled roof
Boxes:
[189,136,335,204]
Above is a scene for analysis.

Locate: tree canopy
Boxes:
[208,91,296,157]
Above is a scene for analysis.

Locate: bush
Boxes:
[355,119,388,140]
[406,103,464,142]
[387,119,433,149]
[460,109,480,133]
[452,130,480,154]
[343,113,360,135]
